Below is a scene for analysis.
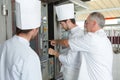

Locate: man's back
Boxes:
[0,35,42,80]
[69,29,113,80]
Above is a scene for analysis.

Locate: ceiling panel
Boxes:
[76,0,120,21]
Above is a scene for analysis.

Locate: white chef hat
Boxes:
[55,3,74,21]
[15,0,41,30]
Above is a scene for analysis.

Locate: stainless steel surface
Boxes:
[0,0,12,43]
[40,2,50,80]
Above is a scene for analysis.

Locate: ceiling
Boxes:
[41,0,120,21]
[76,0,120,21]
[41,0,89,3]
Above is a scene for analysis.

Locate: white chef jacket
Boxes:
[69,29,113,80]
[0,35,42,80]
[59,26,84,80]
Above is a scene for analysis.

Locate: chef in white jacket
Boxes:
[52,12,113,80]
[48,4,84,80]
[0,0,42,80]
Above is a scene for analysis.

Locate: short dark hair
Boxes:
[70,18,76,24]
[59,20,67,23]
[60,18,76,24]
[16,27,32,35]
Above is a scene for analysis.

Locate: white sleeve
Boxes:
[68,35,90,52]
[22,54,42,80]
[59,51,69,65]
[59,49,79,66]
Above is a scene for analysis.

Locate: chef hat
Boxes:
[55,3,74,21]
[15,0,41,30]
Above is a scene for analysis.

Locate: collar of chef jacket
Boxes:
[14,35,30,46]
[70,26,84,37]
[88,29,106,37]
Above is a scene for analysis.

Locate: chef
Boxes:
[0,0,42,80]
[48,3,84,80]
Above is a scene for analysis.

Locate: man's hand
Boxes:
[49,40,57,46]
[48,48,55,55]
[48,48,59,57]
[49,39,69,47]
